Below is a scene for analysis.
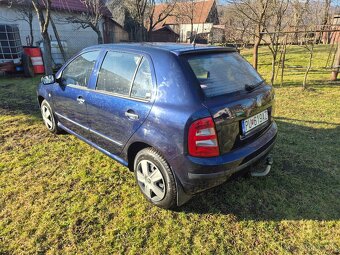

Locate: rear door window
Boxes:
[187,52,263,97]
[131,58,153,100]
[96,51,141,96]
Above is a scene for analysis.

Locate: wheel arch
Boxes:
[127,141,152,171]
[38,95,45,107]
[127,141,192,207]
[126,140,177,173]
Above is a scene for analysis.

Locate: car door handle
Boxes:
[77,96,85,104]
[125,110,139,120]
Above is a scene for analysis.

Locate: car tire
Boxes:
[134,147,177,209]
[41,99,62,134]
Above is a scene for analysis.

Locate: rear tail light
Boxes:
[188,117,220,157]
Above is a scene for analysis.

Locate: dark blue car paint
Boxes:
[37,43,278,203]
[53,85,91,140]
[84,50,157,155]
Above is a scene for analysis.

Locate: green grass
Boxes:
[1,45,340,254]
[242,44,337,87]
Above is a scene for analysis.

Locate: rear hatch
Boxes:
[184,50,275,154]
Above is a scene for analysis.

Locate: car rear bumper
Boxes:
[171,121,278,195]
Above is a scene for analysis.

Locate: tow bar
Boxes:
[251,155,273,177]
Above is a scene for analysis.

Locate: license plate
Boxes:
[242,110,269,134]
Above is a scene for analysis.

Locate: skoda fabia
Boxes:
[37,43,277,209]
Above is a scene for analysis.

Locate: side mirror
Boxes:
[41,74,55,85]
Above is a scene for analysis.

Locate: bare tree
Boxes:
[219,4,253,47]
[290,0,310,44]
[146,0,177,40]
[107,0,125,25]
[263,0,290,85]
[65,0,106,44]
[16,4,34,46]
[173,0,196,41]
[302,30,316,89]
[230,0,271,70]
[124,0,148,41]
[31,0,53,74]
[320,0,332,44]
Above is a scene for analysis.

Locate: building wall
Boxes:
[0,7,105,58]
[103,18,129,43]
[112,24,129,42]
[150,29,179,42]
[170,23,213,42]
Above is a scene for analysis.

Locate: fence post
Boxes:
[331,43,340,80]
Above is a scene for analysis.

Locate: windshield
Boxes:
[187,52,263,97]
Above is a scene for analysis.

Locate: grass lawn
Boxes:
[0,45,340,254]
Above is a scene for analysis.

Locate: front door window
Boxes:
[61,51,100,87]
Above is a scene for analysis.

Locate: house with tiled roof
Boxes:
[151,0,219,43]
[0,0,128,64]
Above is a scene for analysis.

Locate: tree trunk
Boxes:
[331,43,340,80]
[320,0,331,44]
[253,34,262,70]
[147,17,153,42]
[280,37,287,86]
[270,53,277,85]
[42,31,53,74]
[303,49,313,89]
[293,8,301,45]
[93,25,103,44]
[140,19,144,41]
[190,21,194,43]
[28,13,34,46]
[32,0,53,74]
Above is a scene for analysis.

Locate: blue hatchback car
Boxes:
[37,43,277,209]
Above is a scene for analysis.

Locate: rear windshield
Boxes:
[187,52,263,97]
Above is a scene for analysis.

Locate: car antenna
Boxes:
[192,0,206,48]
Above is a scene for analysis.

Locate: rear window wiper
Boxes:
[245,80,265,92]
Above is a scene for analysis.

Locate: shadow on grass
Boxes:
[180,120,340,221]
[275,116,340,126]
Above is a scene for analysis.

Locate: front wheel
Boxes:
[134,148,177,209]
[40,99,62,134]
